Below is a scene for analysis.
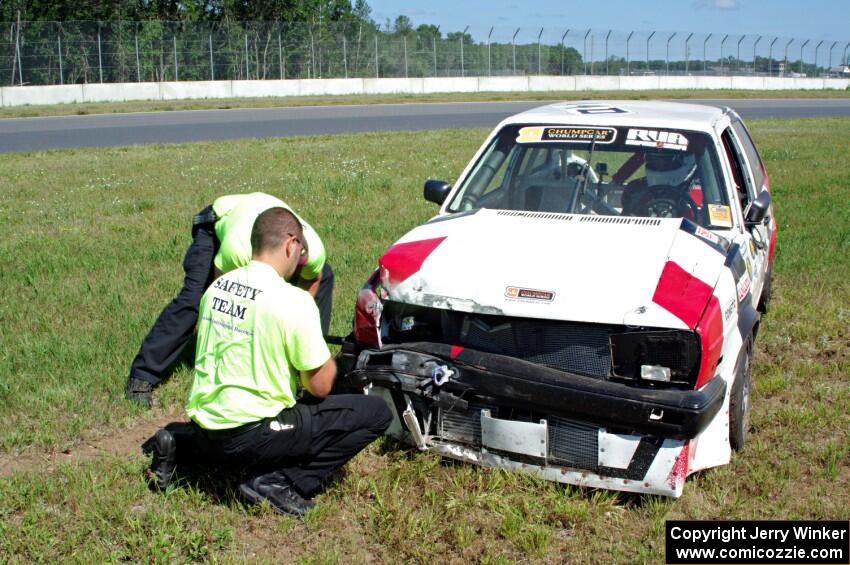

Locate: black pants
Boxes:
[129,206,334,387]
[194,394,392,497]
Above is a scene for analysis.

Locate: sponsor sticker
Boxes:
[625,128,689,151]
[694,225,721,245]
[516,126,617,144]
[736,272,752,302]
[505,286,556,303]
[708,204,733,227]
[723,298,736,322]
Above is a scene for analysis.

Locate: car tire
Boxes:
[757,264,773,314]
[729,336,753,451]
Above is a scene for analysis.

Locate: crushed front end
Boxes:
[341,298,726,498]
[340,212,742,497]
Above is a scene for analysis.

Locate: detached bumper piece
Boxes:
[344,342,726,497]
[347,342,725,441]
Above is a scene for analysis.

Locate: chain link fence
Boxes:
[2,21,849,86]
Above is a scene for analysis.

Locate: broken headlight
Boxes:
[609,330,701,388]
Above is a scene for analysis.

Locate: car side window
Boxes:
[721,128,755,211]
[730,120,765,191]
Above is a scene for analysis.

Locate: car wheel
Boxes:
[729,336,753,451]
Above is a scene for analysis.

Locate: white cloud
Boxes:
[695,0,739,9]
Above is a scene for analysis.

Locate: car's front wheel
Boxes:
[729,335,754,451]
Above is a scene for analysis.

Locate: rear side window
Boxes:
[731,120,765,190]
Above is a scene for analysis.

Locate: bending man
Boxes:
[127,192,334,407]
[173,207,391,516]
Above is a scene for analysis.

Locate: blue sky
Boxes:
[367,0,849,43]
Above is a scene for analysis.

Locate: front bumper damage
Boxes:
[342,341,726,497]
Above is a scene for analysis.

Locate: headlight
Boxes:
[610,330,701,388]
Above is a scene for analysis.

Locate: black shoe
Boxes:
[147,429,177,490]
[126,377,153,407]
[238,471,316,518]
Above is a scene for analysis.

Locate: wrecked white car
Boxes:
[340,101,777,497]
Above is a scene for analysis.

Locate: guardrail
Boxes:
[3,75,848,108]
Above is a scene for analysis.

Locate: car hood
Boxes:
[378,209,728,329]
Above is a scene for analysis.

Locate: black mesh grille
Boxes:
[440,406,482,446]
[459,315,615,378]
[437,407,600,472]
[547,416,599,471]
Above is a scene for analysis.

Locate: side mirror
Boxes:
[744,190,771,227]
[424,180,452,205]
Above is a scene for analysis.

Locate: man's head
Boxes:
[251,207,307,280]
[644,150,696,187]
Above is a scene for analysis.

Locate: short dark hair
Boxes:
[250,207,305,257]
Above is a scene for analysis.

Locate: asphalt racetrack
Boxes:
[1,97,849,153]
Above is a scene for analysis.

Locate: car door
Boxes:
[719,123,771,309]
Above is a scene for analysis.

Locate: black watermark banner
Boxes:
[666,521,849,564]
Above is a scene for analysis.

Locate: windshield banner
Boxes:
[516,126,617,144]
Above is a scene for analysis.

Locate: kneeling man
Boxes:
[184,207,391,516]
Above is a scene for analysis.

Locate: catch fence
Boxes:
[2,21,848,86]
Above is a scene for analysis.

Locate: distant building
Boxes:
[827,64,850,78]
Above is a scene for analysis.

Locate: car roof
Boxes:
[504,100,728,132]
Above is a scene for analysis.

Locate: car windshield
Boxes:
[447,124,732,229]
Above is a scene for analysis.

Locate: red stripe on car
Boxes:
[449,345,465,359]
[379,237,447,286]
[768,206,778,265]
[652,261,714,329]
[695,295,723,389]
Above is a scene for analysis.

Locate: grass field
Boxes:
[0,117,848,563]
[1,87,848,119]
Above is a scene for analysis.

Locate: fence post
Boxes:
[278,33,283,80]
[626,31,633,74]
[800,39,809,74]
[310,28,316,78]
[828,41,837,71]
[605,29,611,75]
[58,32,64,85]
[752,36,762,75]
[646,31,655,73]
[512,28,520,75]
[814,40,823,76]
[98,27,103,83]
[561,29,570,75]
[768,37,778,76]
[375,34,378,78]
[135,27,141,82]
[173,36,178,81]
[703,33,712,73]
[433,36,437,76]
[584,29,591,74]
[537,28,544,74]
[736,35,745,72]
[461,25,469,77]
[720,34,729,74]
[784,39,794,76]
[403,35,408,78]
[343,35,348,78]
[209,33,215,80]
[15,17,23,86]
[666,32,676,74]
[244,33,249,79]
[488,27,494,76]
[685,32,694,73]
